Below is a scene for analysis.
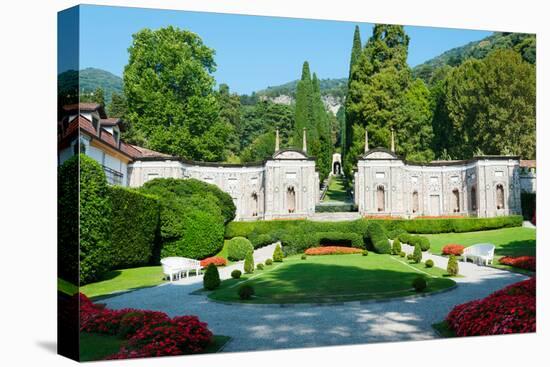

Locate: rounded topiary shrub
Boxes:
[257,263,264,270]
[425,259,434,268]
[447,255,459,276]
[238,284,255,300]
[362,250,369,256]
[227,237,254,261]
[412,244,422,264]
[244,251,255,274]
[412,276,427,292]
[265,258,273,265]
[301,254,307,260]
[407,253,414,260]
[273,244,284,262]
[231,269,242,279]
[399,251,406,257]
[203,263,221,290]
[392,238,402,255]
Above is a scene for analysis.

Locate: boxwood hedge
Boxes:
[227,237,254,261]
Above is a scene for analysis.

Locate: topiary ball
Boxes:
[362,250,369,256]
[425,259,434,268]
[227,237,254,261]
[238,284,255,300]
[412,276,427,292]
[256,263,264,270]
[407,254,414,260]
[301,254,307,260]
[399,251,406,257]
[231,269,242,279]
[265,258,273,265]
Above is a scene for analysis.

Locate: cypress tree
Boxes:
[343,26,362,164]
[294,61,313,148]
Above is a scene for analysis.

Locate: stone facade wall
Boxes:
[127,150,319,221]
[354,149,522,218]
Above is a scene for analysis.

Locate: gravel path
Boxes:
[102,244,527,352]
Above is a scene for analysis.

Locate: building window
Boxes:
[287,187,296,213]
[92,116,99,132]
[377,185,385,212]
[470,186,477,211]
[452,189,460,212]
[113,129,120,147]
[412,191,419,213]
[496,184,505,209]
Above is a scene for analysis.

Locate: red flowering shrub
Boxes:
[107,315,213,359]
[117,310,170,339]
[200,256,227,268]
[446,278,536,336]
[442,244,465,256]
[499,256,536,272]
[304,246,363,256]
[78,293,213,359]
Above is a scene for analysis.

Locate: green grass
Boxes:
[79,333,230,361]
[80,266,165,299]
[425,227,536,259]
[79,333,124,362]
[208,253,456,304]
[322,175,352,203]
[432,321,457,338]
[58,278,78,296]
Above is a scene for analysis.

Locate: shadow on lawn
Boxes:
[98,260,530,353]
[495,239,536,257]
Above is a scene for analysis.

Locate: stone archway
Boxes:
[333,161,341,175]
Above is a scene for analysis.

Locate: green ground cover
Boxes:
[79,333,230,361]
[80,266,165,299]
[322,175,352,203]
[208,253,455,304]
[425,227,535,258]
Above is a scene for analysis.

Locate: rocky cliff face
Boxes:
[259,94,343,115]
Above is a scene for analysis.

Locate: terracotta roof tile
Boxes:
[99,117,121,126]
[130,145,173,158]
[520,160,536,168]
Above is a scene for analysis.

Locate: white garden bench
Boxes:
[161,257,202,282]
[462,243,495,266]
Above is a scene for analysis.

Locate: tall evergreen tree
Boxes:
[343,26,363,162]
[344,24,434,175]
[294,61,314,147]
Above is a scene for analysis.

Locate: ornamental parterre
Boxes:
[446,278,536,336]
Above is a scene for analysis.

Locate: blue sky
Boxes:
[61,5,493,94]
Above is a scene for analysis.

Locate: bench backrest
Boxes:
[464,243,495,257]
[161,257,200,268]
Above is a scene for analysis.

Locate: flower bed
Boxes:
[499,256,536,271]
[78,293,213,359]
[416,215,467,219]
[442,244,465,256]
[304,246,363,256]
[446,278,536,336]
[200,256,228,268]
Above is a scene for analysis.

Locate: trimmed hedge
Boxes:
[107,186,160,269]
[521,193,536,221]
[367,222,391,254]
[58,155,80,285]
[139,179,226,260]
[227,237,254,261]
[314,232,364,249]
[77,155,112,285]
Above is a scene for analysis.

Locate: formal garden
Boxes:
[58,155,536,360]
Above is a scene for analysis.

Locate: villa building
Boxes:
[59,103,529,220]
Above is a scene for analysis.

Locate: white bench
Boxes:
[161,257,202,282]
[462,243,495,266]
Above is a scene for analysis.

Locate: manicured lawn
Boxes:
[214,240,236,265]
[322,175,351,203]
[79,333,230,361]
[79,332,124,362]
[58,278,78,296]
[80,266,164,299]
[208,253,456,304]
[425,227,536,258]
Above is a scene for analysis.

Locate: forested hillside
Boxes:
[59,27,536,182]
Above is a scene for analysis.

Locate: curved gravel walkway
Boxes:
[102,244,527,352]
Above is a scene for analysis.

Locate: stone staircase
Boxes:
[310,212,362,221]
